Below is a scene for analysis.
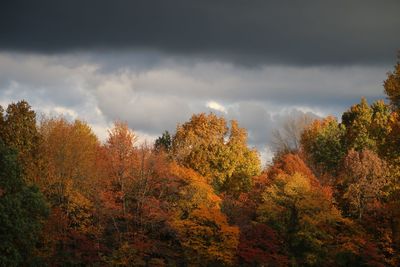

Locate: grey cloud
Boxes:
[0,54,97,107]
[113,60,389,108]
[95,90,193,135]
[1,0,399,66]
[227,102,272,146]
[0,52,392,158]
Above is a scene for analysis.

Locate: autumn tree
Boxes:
[37,117,103,264]
[384,54,400,111]
[268,153,317,183]
[172,113,261,194]
[259,164,385,266]
[301,116,347,175]
[167,163,239,266]
[3,92,399,265]
[104,121,138,216]
[372,124,400,265]
[337,149,399,265]
[238,223,288,266]
[341,97,377,151]
[383,111,400,262]
[258,171,336,265]
[38,117,101,201]
[103,149,240,266]
[338,149,388,220]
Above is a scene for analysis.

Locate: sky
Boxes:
[1,0,399,163]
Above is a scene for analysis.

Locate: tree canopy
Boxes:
[2,55,400,265]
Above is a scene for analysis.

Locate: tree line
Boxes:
[1,57,400,266]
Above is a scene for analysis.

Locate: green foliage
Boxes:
[154,130,172,152]
[0,140,48,266]
[0,100,40,184]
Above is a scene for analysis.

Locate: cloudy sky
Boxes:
[1,0,399,162]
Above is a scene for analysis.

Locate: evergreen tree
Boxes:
[0,140,48,266]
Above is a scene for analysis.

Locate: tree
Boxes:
[272,113,316,155]
[370,100,392,157]
[221,120,261,195]
[342,97,376,151]
[338,149,388,220]
[154,130,172,152]
[104,121,138,216]
[172,206,239,266]
[172,113,227,185]
[258,171,341,265]
[0,100,40,184]
[166,163,239,266]
[0,140,48,266]
[301,116,347,175]
[37,117,103,265]
[268,153,317,183]
[38,117,101,202]
[238,223,288,266]
[103,150,240,266]
[0,105,4,130]
[258,166,385,266]
[172,113,261,194]
[384,54,400,111]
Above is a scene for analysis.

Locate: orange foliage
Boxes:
[269,153,317,183]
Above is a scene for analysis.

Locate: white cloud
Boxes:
[53,106,78,119]
[206,101,227,113]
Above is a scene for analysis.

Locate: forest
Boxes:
[1,59,400,267]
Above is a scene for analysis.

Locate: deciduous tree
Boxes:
[172,113,260,194]
[338,149,388,220]
[384,55,400,111]
[301,116,347,175]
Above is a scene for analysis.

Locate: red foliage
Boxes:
[238,224,289,266]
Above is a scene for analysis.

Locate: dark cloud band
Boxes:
[1,0,399,65]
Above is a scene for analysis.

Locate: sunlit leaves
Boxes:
[384,56,400,111]
[258,159,349,265]
[172,113,261,194]
[38,117,100,201]
[301,116,346,174]
[338,149,388,220]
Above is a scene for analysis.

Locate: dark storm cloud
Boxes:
[1,0,399,65]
